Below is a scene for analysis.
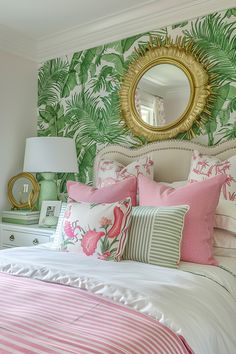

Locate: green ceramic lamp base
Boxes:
[38,172,58,210]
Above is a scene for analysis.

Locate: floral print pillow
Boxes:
[96,156,154,188]
[188,150,236,201]
[61,198,132,261]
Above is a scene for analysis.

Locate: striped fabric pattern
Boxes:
[124,206,189,268]
[52,202,67,248]
[0,272,192,354]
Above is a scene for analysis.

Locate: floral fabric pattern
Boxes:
[188,150,236,201]
[96,156,154,188]
[62,199,132,261]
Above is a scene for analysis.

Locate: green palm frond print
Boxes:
[38,7,236,193]
[184,13,236,84]
[38,58,69,106]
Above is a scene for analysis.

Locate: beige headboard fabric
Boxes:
[94,139,236,184]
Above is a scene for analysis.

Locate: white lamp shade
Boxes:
[23,137,78,173]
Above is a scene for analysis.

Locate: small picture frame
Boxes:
[39,201,62,228]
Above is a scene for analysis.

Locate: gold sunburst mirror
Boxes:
[120,36,211,141]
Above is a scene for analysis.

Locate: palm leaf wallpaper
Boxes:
[38,8,236,192]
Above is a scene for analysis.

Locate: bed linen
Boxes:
[0,246,235,354]
[0,272,190,354]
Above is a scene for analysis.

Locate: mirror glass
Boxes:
[12,177,34,204]
[135,64,190,127]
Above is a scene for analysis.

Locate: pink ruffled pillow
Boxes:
[67,176,137,206]
[61,198,132,261]
[138,174,226,265]
[188,150,236,201]
[96,156,153,188]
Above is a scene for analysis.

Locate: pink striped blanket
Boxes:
[0,272,193,354]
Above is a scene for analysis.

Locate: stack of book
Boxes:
[2,210,40,225]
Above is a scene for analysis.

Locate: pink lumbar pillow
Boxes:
[67,176,137,206]
[138,174,226,265]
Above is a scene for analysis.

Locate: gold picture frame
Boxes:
[7,172,40,210]
[120,37,211,141]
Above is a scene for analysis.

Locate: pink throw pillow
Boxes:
[188,150,236,201]
[138,174,226,265]
[96,156,153,188]
[67,176,137,206]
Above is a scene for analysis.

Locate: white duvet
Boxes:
[0,245,235,354]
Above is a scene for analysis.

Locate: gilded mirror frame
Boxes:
[120,37,211,141]
[8,172,40,210]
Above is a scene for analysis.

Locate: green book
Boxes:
[2,217,39,225]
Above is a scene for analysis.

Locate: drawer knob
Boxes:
[9,234,15,241]
[33,238,39,245]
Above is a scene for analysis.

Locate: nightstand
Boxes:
[0,223,55,249]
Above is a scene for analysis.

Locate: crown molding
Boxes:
[0,0,235,62]
[37,0,236,62]
[0,24,37,62]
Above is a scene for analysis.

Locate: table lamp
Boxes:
[23,137,78,209]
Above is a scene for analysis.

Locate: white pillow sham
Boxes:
[213,228,236,258]
[215,199,236,234]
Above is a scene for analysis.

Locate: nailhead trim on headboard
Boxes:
[93,139,236,185]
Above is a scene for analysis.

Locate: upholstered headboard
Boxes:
[94,139,236,184]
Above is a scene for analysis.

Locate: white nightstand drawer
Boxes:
[0,223,55,250]
[2,229,50,247]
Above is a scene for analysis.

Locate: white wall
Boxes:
[164,89,190,124]
[0,50,37,212]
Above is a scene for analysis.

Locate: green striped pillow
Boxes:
[123,206,189,268]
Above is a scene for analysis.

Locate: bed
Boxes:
[0,139,236,354]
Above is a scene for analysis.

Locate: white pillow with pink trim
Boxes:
[188,150,236,201]
[61,198,132,261]
[96,156,154,188]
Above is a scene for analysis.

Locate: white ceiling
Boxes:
[0,0,234,62]
[0,0,153,39]
[144,64,189,87]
